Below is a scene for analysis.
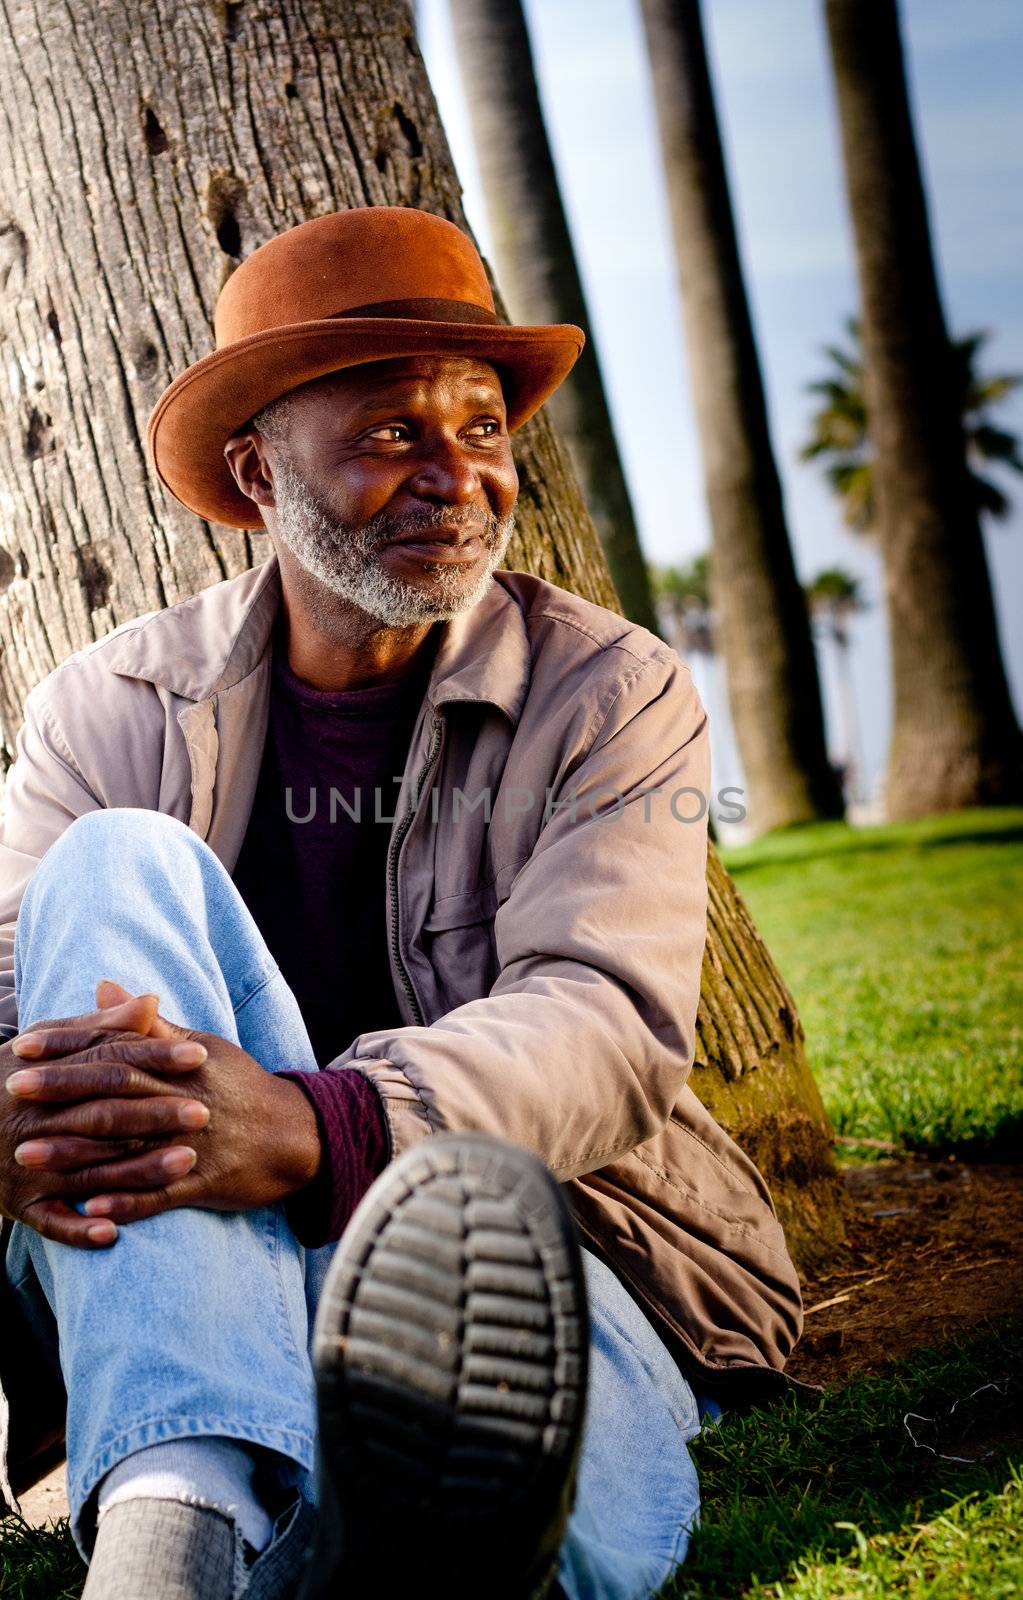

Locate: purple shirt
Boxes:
[232,615,439,1245]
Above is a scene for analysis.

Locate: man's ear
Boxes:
[223,430,276,510]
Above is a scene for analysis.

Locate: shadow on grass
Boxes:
[723,814,1023,878]
[660,1317,1023,1598]
[912,821,1023,853]
[900,1111,1023,1164]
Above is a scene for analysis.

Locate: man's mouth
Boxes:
[385,523,487,564]
[388,536,484,565]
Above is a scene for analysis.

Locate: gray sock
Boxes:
[98,1438,274,1553]
[82,1498,235,1600]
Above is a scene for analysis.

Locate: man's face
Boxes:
[250,355,519,626]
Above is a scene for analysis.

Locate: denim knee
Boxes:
[13,809,233,1016]
[18,809,219,940]
[29,808,204,887]
[13,802,297,1048]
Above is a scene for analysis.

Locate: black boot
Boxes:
[297,1133,589,1600]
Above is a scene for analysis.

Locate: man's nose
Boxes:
[407,438,483,504]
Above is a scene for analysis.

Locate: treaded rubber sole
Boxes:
[299,1133,589,1599]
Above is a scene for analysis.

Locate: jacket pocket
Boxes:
[422,881,500,932]
[421,882,500,1007]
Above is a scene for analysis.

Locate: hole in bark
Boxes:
[23,407,55,460]
[376,101,425,174]
[207,174,245,258]
[142,106,169,156]
[223,0,245,41]
[133,339,159,380]
[0,548,15,592]
[0,220,27,292]
[393,101,423,158]
[75,542,112,611]
[46,307,61,345]
[284,80,299,100]
[216,206,241,257]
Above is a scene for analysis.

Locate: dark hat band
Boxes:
[329,296,500,326]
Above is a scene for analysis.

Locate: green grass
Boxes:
[660,1318,1023,1598]
[753,1472,1023,1598]
[720,808,1023,1157]
[0,1516,84,1600]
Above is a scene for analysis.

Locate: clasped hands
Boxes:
[0,978,321,1249]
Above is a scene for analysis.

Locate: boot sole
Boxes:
[300,1133,588,1598]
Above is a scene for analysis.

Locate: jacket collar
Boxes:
[104,549,531,724]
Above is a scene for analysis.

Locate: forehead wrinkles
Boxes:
[301,357,504,415]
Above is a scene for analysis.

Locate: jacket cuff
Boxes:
[322,1053,438,1160]
[276,1067,391,1248]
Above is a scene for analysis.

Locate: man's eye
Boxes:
[466,420,500,437]
[367,425,410,442]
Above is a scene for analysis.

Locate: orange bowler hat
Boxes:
[147,207,585,528]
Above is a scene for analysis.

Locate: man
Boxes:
[0,208,802,1599]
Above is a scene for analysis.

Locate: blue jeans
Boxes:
[6,809,714,1599]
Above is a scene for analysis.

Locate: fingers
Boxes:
[83,1176,202,1226]
[16,1095,210,1144]
[6,1048,207,1104]
[95,983,179,1042]
[14,1099,209,1170]
[11,1025,140,1061]
[15,1135,151,1172]
[21,1145,199,1197]
[96,979,136,1008]
[6,1061,170,1103]
[12,1030,206,1070]
[14,995,161,1051]
[23,1197,118,1249]
[83,1145,199,1191]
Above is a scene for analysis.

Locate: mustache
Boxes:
[361,505,505,546]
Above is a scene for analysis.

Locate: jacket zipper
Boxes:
[387,712,444,1027]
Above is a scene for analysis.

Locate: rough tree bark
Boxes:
[639,0,845,835]
[0,0,843,1267]
[824,0,1022,817]
[449,0,660,635]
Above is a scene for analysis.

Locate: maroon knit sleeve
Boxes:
[276,1067,391,1248]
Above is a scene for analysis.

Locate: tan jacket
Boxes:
[0,553,802,1394]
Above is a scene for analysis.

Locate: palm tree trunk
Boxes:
[639,0,845,835]
[834,630,864,805]
[824,0,1022,816]
[0,0,843,1266]
[448,0,660,634]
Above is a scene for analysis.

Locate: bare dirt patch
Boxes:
[17,1466,68,1528]
[788,1159,1023,1389]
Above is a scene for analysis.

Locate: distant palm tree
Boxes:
[823,0,1022,817]
[639,0,843,834]
[449,0,660,634]
[650,555,723,843]
[805,567,866,803]
[801,320,1023,534]
[650,554,715,658]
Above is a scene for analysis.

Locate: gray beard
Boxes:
[270,455,515,627]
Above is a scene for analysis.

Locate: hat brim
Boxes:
[146,317,584,528]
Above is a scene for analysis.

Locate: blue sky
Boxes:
[419,0,1023,810]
